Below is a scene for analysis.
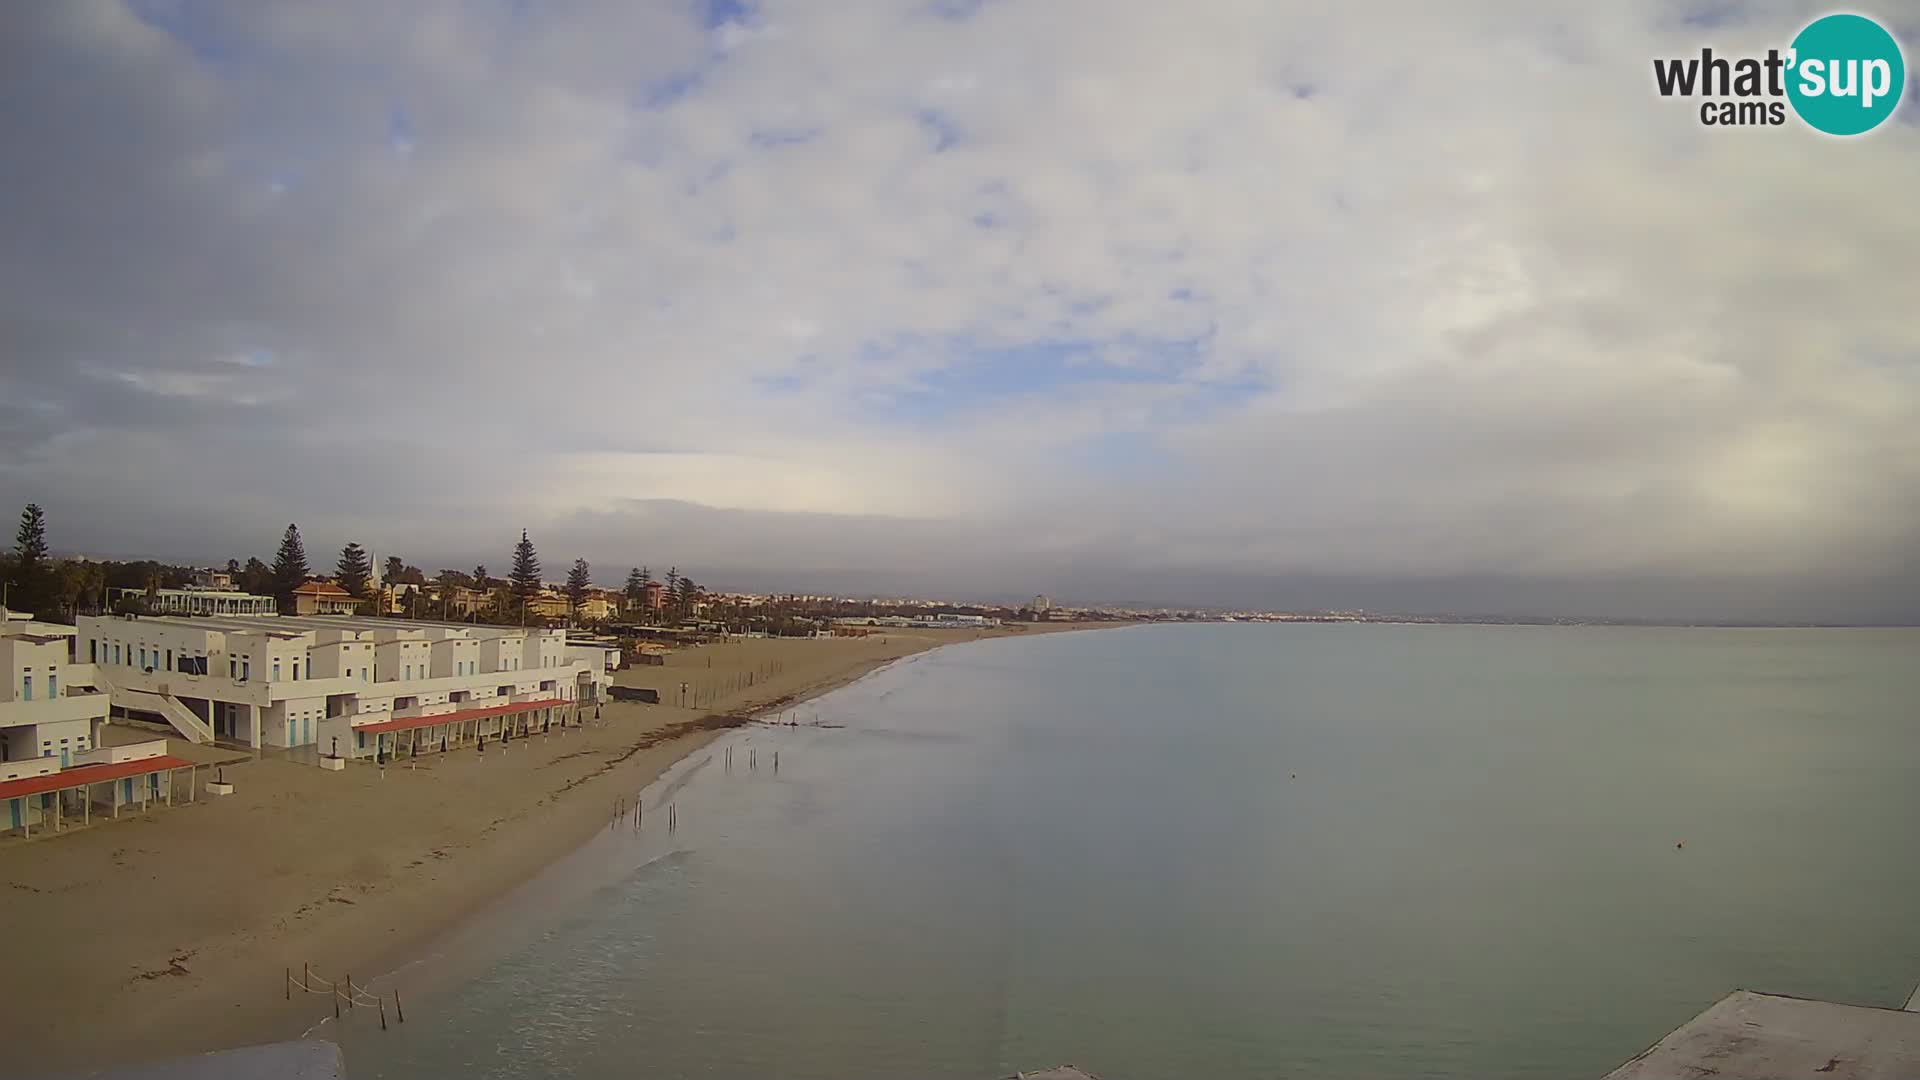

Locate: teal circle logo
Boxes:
[1786,13,1906,136]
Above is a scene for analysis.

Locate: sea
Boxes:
[343,623,1920,1079]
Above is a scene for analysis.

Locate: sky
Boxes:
[2,1,1917,621]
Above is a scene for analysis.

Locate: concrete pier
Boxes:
[1605,990,1920,1079]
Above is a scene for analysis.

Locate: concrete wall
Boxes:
[265,697,327,748]
[523,630,567,671]
[479,634,526,673]
[71,739,166,767]
[2,634,77,704]
[78,618,222,677]
[307,637,375,681]
[0,755,58,782]
[374,638,432,682]
[430,637,480,677]
[0,718,95,763]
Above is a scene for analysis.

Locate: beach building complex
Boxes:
[2,611,194,836]
[73,613,616,761]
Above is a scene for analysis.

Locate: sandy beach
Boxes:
[0,623,1102,1073]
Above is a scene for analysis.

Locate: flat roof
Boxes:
[1606,991,1920,1079]
[90,613,557,639]
[353,697,566,736]
[0,755,195,802]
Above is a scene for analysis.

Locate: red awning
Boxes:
[0,755,196,802]
[354,697,566,737]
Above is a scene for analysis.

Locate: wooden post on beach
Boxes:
[774,751,779,775]
[395,988,405,1024]
[286,967,291,1000]
[305,962,311,991]
[345,975,354,1009]
[333,983,341,1019]
[379,996,388,1031]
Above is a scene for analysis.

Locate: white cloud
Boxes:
[0,0,1915,615]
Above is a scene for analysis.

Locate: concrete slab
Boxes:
[1606,990,1920,1080]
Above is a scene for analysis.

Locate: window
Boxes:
[241,659,250,681]
[21,675,31,701]
[89,639,98,663]
[140,648,148,669]
[114,644,122,665]
[166,649,173,670]
[293,659,301,680]
[273,660,281,681]
[48,673,57,698]
[229,657,238,679]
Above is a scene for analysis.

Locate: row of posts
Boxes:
[285,963,405,1031]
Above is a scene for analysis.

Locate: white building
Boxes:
[2,615,110,768]
[74,613,613,761]
[113,587,278,617]
[0,612,197,837]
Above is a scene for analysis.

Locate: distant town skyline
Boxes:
[2,3,1916,624]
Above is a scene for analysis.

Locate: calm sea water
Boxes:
[346,624,1920,1079]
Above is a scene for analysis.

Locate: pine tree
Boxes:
[472,565,488,589]
[336,543,372,598]
[271,524,310,613]
[675,575,698,619]
[11,503,51,614]
[240,557,272,595]
[384,556,405,585]
[624,567,646,611]
[566,558,592,612]
[225,558,241,576]
[509,530,541,601]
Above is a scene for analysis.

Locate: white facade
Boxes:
[1,620,109,769]
[114,587,276,617]
[74,614,609,751]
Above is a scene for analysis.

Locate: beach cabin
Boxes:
[0,739,196,838]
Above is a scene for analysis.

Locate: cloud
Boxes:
[0,0,1915,618]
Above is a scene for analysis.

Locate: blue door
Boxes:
[122,778,134,804]
[9,799,19,829]
[303,717,312,745]
[60,747,70,768]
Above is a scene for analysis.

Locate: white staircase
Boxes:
[95,672,215,745]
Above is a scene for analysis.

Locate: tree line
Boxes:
[2,503,708,628]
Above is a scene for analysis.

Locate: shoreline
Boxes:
[0,622,1113,1073]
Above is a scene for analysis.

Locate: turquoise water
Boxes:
[347,624,1920,1079]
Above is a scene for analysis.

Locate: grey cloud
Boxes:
[0,1,1915,621]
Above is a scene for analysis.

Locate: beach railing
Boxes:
[286,963,406,1030]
